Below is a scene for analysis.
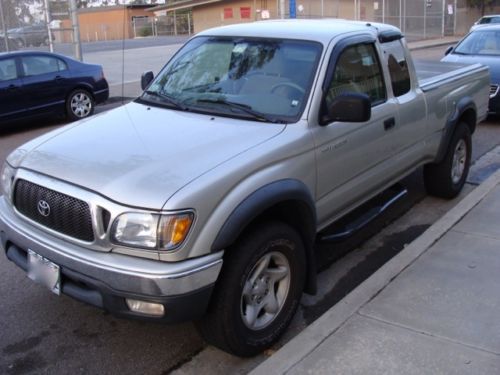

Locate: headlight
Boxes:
[0,162,15,200]
[111,212,194,251]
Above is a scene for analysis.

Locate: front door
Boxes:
[0,57,25,122]
[312,38,399,227]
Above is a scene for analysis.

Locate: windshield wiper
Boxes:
[195,98,286,123]
[143,90,188,110]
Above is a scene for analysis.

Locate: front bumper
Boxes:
[0,196,223,323]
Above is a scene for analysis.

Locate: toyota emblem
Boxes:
[37,200,51,217]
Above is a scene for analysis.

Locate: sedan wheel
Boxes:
[66,89,94,121]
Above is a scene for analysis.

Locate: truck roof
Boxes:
[198,19,402,45]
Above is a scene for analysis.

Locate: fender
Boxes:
[211,179,318,294]
[434,97,476,163]
[71,82,95,95]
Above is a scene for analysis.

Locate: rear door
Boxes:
[20,54,70,115]
[380,39,427,166]
[311,36,400,226]
[0,56,26,122]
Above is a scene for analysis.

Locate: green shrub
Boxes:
[138,26,152,37]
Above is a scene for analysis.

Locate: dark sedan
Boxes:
[442,25,500,114]
[0,51,109,124]
[7,24,52,48]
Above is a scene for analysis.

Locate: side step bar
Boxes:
[318,187,408,243]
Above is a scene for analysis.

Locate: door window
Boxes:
[0,58,18,81]
[22,56,67,77]
[326,43,386,107]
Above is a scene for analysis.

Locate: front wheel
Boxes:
[197,221,306,357]
[66,89,95,121]
[424,122,471,199]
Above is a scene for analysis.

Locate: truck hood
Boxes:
[19,102,285,209]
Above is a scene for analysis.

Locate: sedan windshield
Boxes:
[140,37,322,123]
[454,30,500,55]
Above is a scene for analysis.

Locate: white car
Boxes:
[471,15,500,31]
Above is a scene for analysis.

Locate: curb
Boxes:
[250,168,500,375]
[408,39,459,51]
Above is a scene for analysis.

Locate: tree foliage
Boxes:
[467,0,496,15]
[0,0,19,29]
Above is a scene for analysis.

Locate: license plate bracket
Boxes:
[27,249,61,295]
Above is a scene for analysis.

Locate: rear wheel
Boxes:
[197,221,306,357]
[66,89,94,121]
[424,122,471,199]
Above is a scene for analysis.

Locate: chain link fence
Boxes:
[0,1,192,56]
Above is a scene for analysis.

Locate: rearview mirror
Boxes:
[444,46,454,56]
[141,71,154,90]
[320,93,371,125]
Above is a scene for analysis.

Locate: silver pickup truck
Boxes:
[0,20,489,356]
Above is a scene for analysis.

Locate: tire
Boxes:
[197,221,306,357]
[66,89,95,121]
[424,122,471,199]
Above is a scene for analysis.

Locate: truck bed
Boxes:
[415,60,487,92]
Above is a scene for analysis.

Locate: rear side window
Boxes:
[0,58,18,81]
[382,40,411,97]
[22,56,67,76]
[326,43,386,107]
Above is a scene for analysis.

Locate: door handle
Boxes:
[54,75,64,81]
[384,117,396,131]
[7,84,19,90]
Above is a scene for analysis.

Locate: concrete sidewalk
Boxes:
[252,170,500,374]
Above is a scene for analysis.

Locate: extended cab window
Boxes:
[326,43,386,107]
[383,40,411,97]
[22,56,66,76]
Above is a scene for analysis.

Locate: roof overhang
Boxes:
[147,0,223,13]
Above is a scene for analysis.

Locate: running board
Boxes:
[318,187,408,243]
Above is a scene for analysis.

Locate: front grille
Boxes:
[14,179,94,242]
[490,85,499,98]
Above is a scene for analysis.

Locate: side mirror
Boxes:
[141,71,154,90]
[320,93,371,125]
[444,46,454,56]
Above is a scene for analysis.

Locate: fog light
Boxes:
[126,299,165,317]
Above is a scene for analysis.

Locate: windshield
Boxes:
[139,36,322,123]
[455,30,500,55]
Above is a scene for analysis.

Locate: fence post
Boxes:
[0,1,9,52]
[423,0,427,39]
[174,10,177,36]
[69,0,82,61]
[43,0,54,52]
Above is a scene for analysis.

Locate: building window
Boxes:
[240,7,251,19]
[224,8,233,19]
